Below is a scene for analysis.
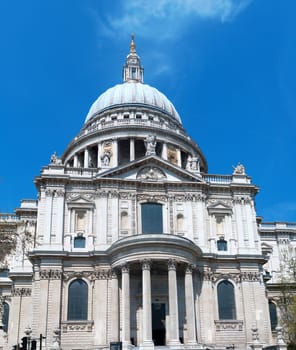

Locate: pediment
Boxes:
[97,156,203,183]
[207,200,233,215]
[66,193,95,208]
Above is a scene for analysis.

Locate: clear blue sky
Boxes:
[0,1,295,222]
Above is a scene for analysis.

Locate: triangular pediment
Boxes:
[66,193,95,208]
[207,200,233,215]
[97,156,203,183]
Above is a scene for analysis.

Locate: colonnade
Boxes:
[111,259,198,349]
[70,138,183,169]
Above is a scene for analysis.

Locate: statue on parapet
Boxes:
[233,162,245,175]
[50,152,62,165]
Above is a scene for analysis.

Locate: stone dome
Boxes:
[84,82,181,124]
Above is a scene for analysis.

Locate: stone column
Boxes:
[177,149,181,167]
[184,265,197,345]
[162,143,168,160]
[167,259,180,346]
[84,148,89,168]
[130,138,135,161]
[73,154,78,167]
[113,139,118,167]
[111,270,119,341]
[140,260,153,350]
[121,264,131,349]
[97,143,102,168]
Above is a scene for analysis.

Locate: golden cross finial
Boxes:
[130,33,136,53]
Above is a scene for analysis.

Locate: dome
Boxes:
[84,82,182,124]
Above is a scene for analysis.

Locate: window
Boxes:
[269,301,278,331]
[0,269,9,277]
[68,279,88,320]
[74,236,86,248]
[141,203,163,234]
[217,280,236,319]
[176,214,184,232]
[2,302,9,333]
[132,68,136,79]
[217,238,227,251]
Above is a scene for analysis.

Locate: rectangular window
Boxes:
[141,203,163,234]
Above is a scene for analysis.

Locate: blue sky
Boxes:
[0,0,295,222]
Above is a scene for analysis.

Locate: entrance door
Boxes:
[152,303,166,345]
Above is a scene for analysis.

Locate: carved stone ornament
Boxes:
[137,194,167,202]
[50,152,62,165]
[66,193,95,201]
[121,264,129,273]
[215,320,243,331]
[232,196,252,205]
[240,271,261,282]
[12,288,32,297]
[61,321,94,333]
[63,271,94,281]
[137,167,166,181]
[141,259,152,270]
[40,269,63,280]
[44,188,65,197]
[233,162,246,175]
[168,259,177,271]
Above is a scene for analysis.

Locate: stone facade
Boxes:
[0,38,293,350]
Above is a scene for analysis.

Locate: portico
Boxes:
[109,234,201,349]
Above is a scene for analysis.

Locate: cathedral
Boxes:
[0,36,295,350]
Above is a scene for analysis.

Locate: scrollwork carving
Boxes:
[12,288,31,297]
[40,269,63,280]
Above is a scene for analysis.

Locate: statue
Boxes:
[186,154,200,172]
[50,152,62,165]
[144,135,157,156]
[233,162,245,175]
[102,152,111,166]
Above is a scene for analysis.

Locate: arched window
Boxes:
[121,211,128,231]
[2,302,9,333]
[269,301,278,331]
[217,280,236,319]
[74,236,86,248]
[68,279,88,320]
[176,214,184,232]
[141,203,163,234]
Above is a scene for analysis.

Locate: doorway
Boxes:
[152,303,166,345]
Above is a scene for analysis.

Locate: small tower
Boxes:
[122,34,144,83]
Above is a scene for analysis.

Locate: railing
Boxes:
[203,174,233,184]
[260,222,296,230]
[82,118,187,139]
[0,213,18,222]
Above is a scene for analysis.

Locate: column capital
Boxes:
[111,269,119,279]
[168,259,177,271]
[141,259,152,270]
[185,264,196,274]
[121,263,129,273]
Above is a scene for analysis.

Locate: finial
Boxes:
[130,33,136,53]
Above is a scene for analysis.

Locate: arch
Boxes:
[269,300,278,331]
[141,202,163,234]
[2,302,9,333]
[217,280,236,319]
[68,279,88,320]
[176,213,184,232]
